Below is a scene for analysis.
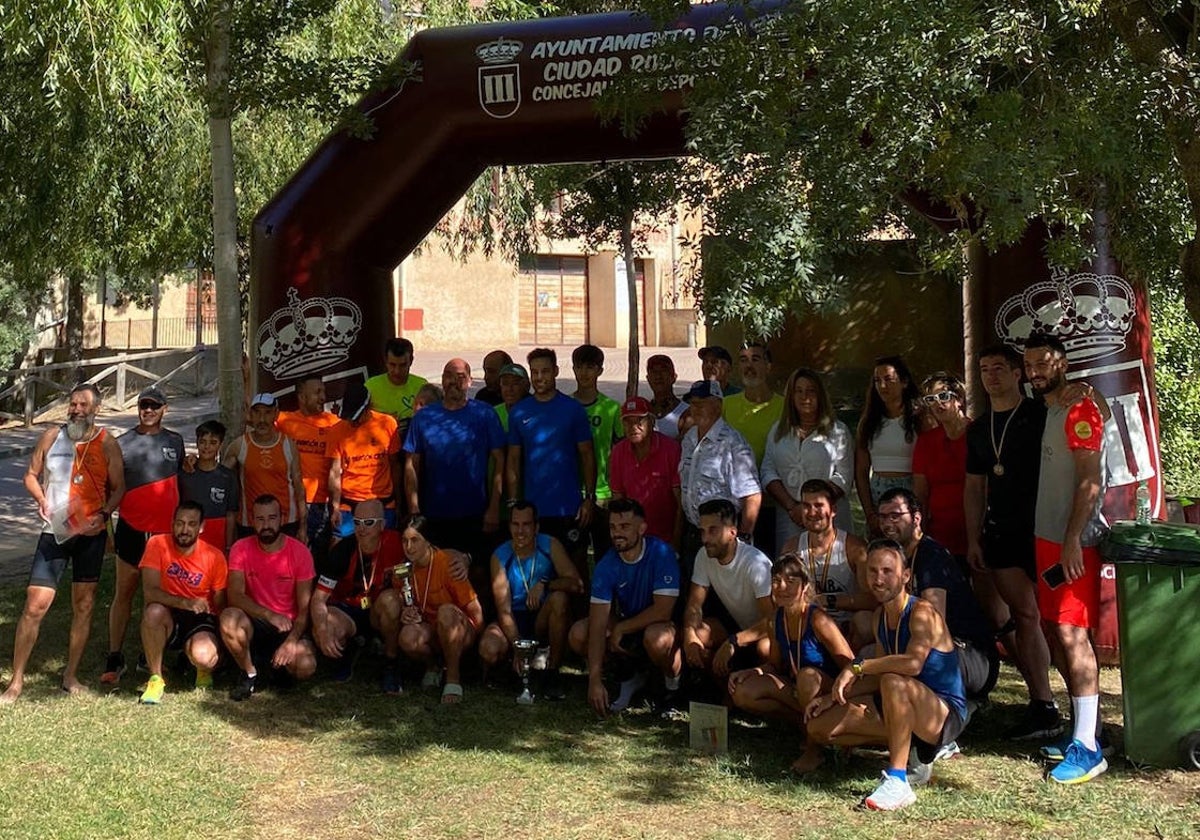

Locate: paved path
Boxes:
[0,345,704,578]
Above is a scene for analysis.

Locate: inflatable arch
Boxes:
[251,6,1164,658]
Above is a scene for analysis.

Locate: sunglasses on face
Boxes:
[921,391,956,405]
[138,401,164,411]
[353,517,382,528]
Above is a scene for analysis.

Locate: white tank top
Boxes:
[868,416,914,473]
[797,529,855,622]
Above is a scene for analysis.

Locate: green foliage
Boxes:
[1149,281,1200,497]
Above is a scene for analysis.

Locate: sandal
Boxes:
[441,683,463,704]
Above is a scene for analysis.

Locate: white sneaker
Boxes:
[935,740,962,762]
[862,772,917,811]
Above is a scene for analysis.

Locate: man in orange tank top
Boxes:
[2,385,124,702]
[223,393,307,542]
[276,375,345,564]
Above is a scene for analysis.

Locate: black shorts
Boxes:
[29,531,106,589]
[981,527,1036,579]
[958,638,1000,701]
[249,616,290,662]
[332,601,375,639]
[166,609,219,649]
[874,689,969,763]
[539,516,587,558]
[513,609,539,640]
[424,515,486,562]
[114,517,154,568]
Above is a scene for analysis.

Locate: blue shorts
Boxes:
[29,531,107,589]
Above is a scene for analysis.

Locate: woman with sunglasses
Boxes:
[911,373,970,561]
[761,368,855,546]
[398,515,484,704]
[728,555,854,773]
[855,356,922,535]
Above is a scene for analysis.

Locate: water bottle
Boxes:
[1135,480,1151,525]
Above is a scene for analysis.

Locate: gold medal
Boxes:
[993,463,1005,477]
[360,595,371,610]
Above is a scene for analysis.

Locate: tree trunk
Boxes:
[65,272,85,367]
[621,216,639,400]
[206,0,243,433]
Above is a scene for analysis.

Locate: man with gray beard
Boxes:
[1,384,124,702]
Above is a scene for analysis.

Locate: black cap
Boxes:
[698,345,733,365]
[339,382,371,421]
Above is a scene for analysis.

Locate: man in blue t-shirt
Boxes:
[567,498,682,717]
[506,348,596,573]
[405,358,505,607]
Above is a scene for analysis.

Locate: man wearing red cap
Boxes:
[610,397,682,547]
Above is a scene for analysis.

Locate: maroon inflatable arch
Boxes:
[251,4,1164,659]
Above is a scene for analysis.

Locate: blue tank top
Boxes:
[775,607,839,678]
[496,534,555,613]
[877,597,968,721]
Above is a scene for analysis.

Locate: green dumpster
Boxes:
[1102,521,1200,769]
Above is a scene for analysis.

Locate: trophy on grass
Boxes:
[514,638,539,705]
[393,561,415,607]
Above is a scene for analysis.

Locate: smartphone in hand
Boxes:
[1041,563,1068,590]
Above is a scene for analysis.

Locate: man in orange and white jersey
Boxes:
[1,384,124,702]
[223,392,307,543]
[330,382,401,541]
[277,375,346,563]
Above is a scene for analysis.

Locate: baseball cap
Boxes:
[249,392,277,408]
[498,363,529,381]
[339,382,371,421]
[620,396,654,419]
[646,354,675,371]
[698,345,733,365]
[138,385,168,405]
[686,379,724,400]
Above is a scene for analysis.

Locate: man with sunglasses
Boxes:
[104,385,186,685]
[310,500,405,694]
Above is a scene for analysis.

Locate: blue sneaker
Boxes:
[1041,732,1113,762]
[1048,740,1108,785]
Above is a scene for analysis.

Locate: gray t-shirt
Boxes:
[1034,401,1107,546]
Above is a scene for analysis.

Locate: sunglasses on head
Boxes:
[138,400,164,410]
[353,517,382,528]
[921,391,956,405]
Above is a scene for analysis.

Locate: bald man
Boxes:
[404,358,507,608]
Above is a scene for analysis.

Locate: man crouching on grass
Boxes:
[804,539,969,811]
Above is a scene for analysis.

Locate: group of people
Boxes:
[1,332,1114,810]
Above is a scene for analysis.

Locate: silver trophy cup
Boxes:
[514,638,539,705]
[393,561,415,607]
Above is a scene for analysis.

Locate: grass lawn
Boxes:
[0,562,1197,840]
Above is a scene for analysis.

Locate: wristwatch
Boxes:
[851,657,864,677]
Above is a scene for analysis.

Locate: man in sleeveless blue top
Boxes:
[805,539,968,811]
[478,501,583,700]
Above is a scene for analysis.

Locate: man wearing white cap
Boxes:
[609,396,682,547]
[223,392,307,542]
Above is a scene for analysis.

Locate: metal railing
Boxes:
[84,316,219,350]
[0,347,214,426]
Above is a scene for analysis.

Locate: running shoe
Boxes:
[380,665,402,696]
[1048,740,1109,785]
[100,651,126,685]
[862,772,917,811]
[139,675,166,705]
[194,669,214,691]
[1008,701,1064,741]
[230,672,257,702]
[1041,732,1113,762]
[935,741,962,762]
[907,759,933,787]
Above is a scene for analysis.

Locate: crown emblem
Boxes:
[996,268,1136,362]
[475,38,523,65]
[257,287,363,380]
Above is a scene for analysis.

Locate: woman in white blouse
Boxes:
[761,368,854,548]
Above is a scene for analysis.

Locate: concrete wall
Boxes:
[399,249,521,348]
